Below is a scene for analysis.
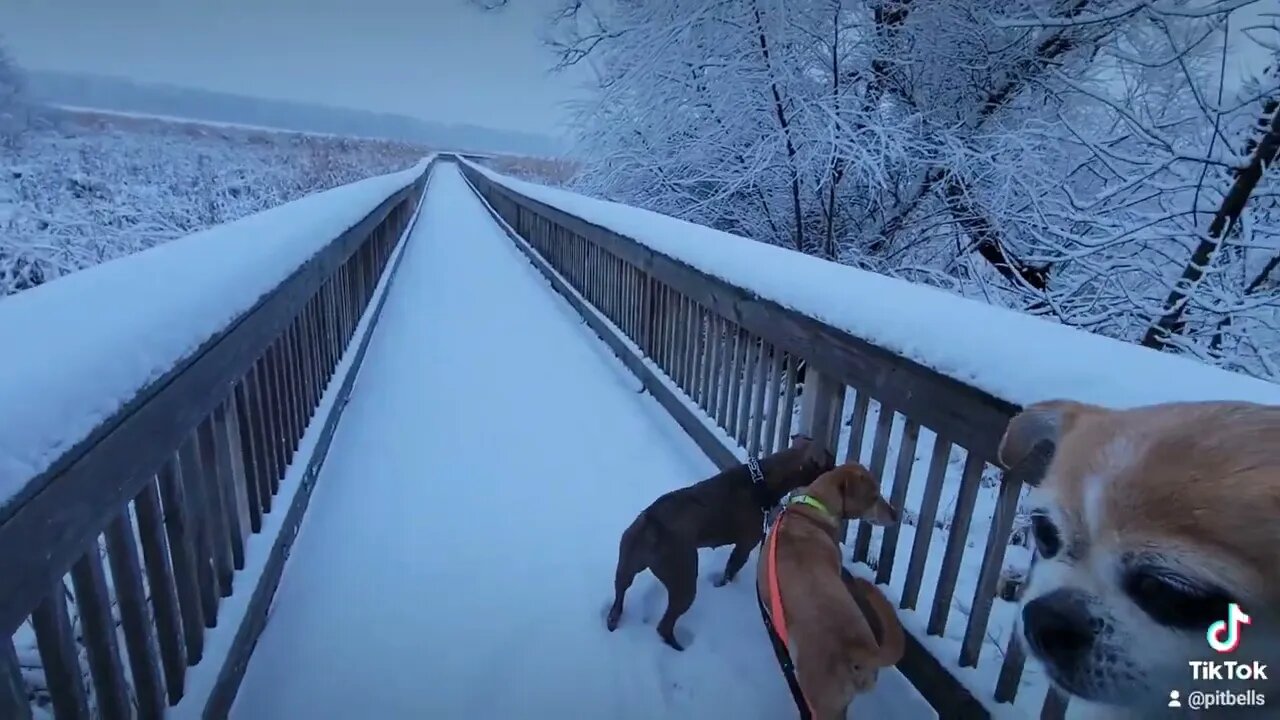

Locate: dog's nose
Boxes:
[1022,590,1098,667]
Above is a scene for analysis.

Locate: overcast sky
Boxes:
[0,0,589,138]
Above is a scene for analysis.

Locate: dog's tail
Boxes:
[851,576,906,668]
[616,513,657,579]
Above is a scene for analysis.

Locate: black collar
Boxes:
[746,456,783,510]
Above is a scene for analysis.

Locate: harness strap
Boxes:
[760,510,817,719]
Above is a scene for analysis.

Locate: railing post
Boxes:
[795,366,843,454]
[0,639,31,720]
[795,366,846,533]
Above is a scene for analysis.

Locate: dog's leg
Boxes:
[651,547,698,651]
[607,525,647,631]
[713,541,754,587]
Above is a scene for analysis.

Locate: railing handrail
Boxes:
[0,160,432,632]
[460,160,1280,414]
[460,159,1018,457]
[0,159,433,524]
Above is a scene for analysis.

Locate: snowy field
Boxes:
[230,163,936,719]
[0,108,429,296]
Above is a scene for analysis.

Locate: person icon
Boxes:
[1168,690,1182,708]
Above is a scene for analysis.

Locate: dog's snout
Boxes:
[1022,590,1098,667]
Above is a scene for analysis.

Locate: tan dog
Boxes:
[1000,400,1280,717]
[757,463,905,719]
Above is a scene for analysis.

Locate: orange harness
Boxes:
[759,507,818,719]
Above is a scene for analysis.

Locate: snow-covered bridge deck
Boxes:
[10,153,1280,720]
[229,164,933,719]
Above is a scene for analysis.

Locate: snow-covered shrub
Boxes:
[0,110,428,297]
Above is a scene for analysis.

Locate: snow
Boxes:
[0,156,433,512]
[230,163,936,719]
[166,157,429,720]
[465,160,1280,410]
[0,109,430,296]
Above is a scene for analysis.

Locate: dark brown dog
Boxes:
[606,435,836,650]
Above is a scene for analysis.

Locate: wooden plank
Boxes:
[961,464,1023,667]
[853,404,896,563]
[736,331,760,446]
[928,451,987,637]
[156,457,205,662]
[714,319,735,428]
[70,546,131,720]
[994,629,1027,703]
[795,368,844,456]
[845,391,871,463]
[687,305,703,408]
[30,583,92,718]
[134,476,188,703]
[248,361,275,515]
[1042,689,1069,719]
[211,403,247,570]
[746,340,770,456]
[691,305,708,408]
[876,419,920,585]
[265,340,288,492]
[104,511,166,719]
[902,437,952,611]
[773,354,798,453]
[760,348,785,455]
[0,639,31,720]
[285,323,305,453]
[725,327,749,442]
[233,376,265,534]
[177,437,222,619]
[195,421,235,595]
[302,298,322,415]
[675,295,691,392]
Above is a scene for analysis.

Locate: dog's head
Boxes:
[775,433,838,489]
[817,462,899,526]
[1002,400,1280,709]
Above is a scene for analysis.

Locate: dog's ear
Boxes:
[999,400,1097,487]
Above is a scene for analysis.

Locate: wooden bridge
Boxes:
[3,155,1127,719]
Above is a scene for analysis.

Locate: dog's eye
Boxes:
[1123,569,1234,630]
[1030,513,1061,558]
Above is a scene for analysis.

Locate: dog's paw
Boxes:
[660,627,695,651]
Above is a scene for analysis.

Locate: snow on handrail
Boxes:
[462,160,1280,415]
[0,156,432,510]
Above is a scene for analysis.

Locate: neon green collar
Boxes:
[788,493,833,520]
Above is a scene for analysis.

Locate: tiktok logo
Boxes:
[1207,603,1252,654]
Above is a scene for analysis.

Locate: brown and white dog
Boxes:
[757,463,905,719]
[1000,400,1280,717]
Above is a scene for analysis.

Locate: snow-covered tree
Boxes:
[0,40,28,148]
[534,0,1280,379]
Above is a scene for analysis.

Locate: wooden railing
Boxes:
[459,161,1066,719]
[0,159,435,720]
